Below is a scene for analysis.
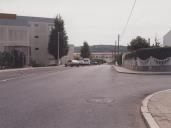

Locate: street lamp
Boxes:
[117,34,120,65]
[57,32,60,66]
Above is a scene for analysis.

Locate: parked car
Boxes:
[65,60,80,67]
[83,58,91,65]
[91,61,98,65]
[79,60,85,65]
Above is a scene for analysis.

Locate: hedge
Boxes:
[124,47,171,60]
[0,50,25,69]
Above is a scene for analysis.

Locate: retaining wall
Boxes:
[123,57,171,72]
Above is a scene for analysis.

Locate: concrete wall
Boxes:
[29,21,53,66]
[123,56,171,72]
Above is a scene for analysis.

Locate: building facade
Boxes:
[163,30,171,46]
[0,14,30,65]
[0,13,74,66]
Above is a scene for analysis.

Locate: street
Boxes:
[0,65,171,128]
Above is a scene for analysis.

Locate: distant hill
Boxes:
[74,45,127,53]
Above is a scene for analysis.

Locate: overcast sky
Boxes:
[1,0,171,46]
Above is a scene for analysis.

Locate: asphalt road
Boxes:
[0,65,171,128]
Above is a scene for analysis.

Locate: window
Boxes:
[34,36,39,38]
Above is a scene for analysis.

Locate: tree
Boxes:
[154,37,160,47]
[127,36,150,51]
[48,15,69,65]
[0,50,25,69]
[2,52,13,68]
[80,41,91,58]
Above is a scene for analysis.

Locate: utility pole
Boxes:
[148,38,151,46]
[118,34,120,55]
[57,32,60,66]
[117,34,120,65]
[115,40,117,64]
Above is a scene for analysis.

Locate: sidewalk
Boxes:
[113,65,171,75]
[141,89,171,128]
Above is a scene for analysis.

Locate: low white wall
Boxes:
[123,57,171,71]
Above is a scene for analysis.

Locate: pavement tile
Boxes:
[148,90,171,128]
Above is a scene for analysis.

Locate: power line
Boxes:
[121,0,137,38]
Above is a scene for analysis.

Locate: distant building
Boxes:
[163,30,171,46]
[74,52,114,63]
[0,13,74,66]
[91,52,114,63]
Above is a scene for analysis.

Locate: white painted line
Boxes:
[0,74,32,83]
[0,77,18,82]
[0,67,34,73]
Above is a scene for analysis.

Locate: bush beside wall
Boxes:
[124,47,171,60]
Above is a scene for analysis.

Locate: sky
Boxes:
[1,0,171,46]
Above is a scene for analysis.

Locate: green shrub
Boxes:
[124,47,171,60]
[0,50,25,69]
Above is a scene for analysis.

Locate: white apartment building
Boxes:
[0,13,74,66]
[163,30,171,46]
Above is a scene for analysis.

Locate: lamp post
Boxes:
[115,40,117,64]
[117,34,120,65]
[57,32,60,66]
[118,34,120,56]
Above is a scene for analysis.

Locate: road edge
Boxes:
[141,89,171,128]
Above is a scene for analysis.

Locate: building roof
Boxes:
[0,18,29,26]
[0,13,54,27]
[18,16,54,23]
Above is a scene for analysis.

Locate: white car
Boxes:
[79,60,85,65]
[65,60,80,67]
[83,58,91,65]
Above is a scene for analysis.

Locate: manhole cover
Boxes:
[87,97,115,104]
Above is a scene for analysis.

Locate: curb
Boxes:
[0,65,65,73]
[112,65,171,75]
[141,89,171,128]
